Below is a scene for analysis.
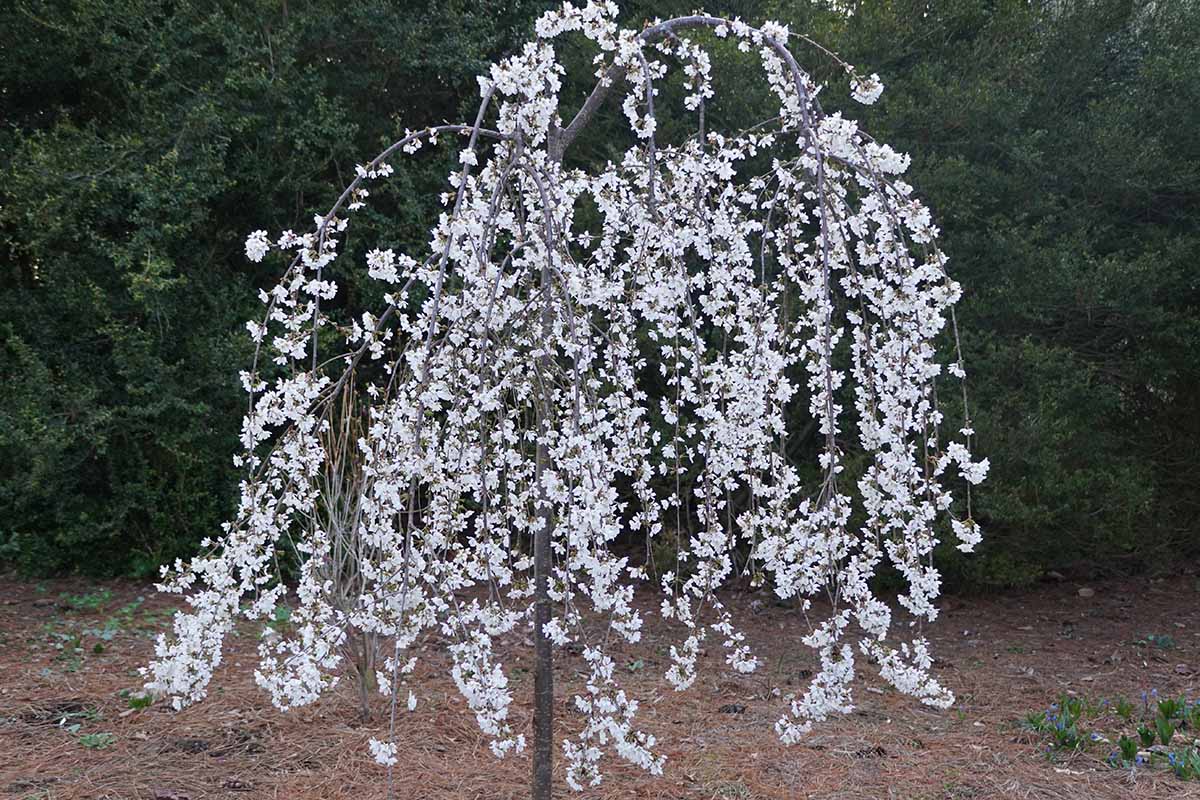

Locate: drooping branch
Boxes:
[147,4,987,796]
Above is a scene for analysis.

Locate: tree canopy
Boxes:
[2,0,1198,585]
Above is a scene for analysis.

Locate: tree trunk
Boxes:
[532,436,554,800]
[532,257,555,800]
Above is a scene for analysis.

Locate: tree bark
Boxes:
[532,436,554,800]
[532,256,555,800]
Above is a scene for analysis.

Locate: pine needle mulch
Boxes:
[2,574,1198,799]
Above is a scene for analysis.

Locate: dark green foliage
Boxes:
[2,0,1197,584]
[820,0,1200,586]
[0,0,550,574]
[620,0,1200,588]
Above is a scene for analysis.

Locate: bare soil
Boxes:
[2,573,1199,799]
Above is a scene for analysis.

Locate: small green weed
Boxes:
[77,732,116,749]
[1157,715,1177,747]
[1135,633,1177,650]
[59,589,113,612]
[1114,696,1134,721]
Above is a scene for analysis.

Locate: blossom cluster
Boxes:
[145,1,985,789]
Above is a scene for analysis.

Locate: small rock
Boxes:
[154,792,190,800]
[6,779,58,794]
[1077,587,1095,598]
[718,703,747,714]
[852,745,887,758]
[222,779,254,792]
[1176,664,1193,675]
[1045,571,1065,581]
[167,738,210,754]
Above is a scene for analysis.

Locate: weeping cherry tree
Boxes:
[144,2,988,796]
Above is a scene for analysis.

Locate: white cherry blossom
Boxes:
[147,2,983,791]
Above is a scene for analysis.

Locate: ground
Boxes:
[2,573,1198,800]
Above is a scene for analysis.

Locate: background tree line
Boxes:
[2,0,1197,586]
